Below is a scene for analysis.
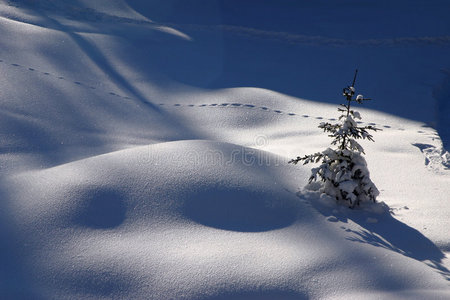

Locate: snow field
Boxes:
[1,1,449,299]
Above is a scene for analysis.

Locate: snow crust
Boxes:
[0,1,449,299]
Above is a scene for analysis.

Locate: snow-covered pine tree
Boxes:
[289,70,380,208]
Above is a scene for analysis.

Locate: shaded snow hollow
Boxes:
[3,141,450,299]
[0,0,449,299]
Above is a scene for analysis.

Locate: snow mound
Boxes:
[2,140,449,299]
[5,140,303,229]
[1,0,450,298]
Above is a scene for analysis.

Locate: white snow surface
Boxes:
[0,1,449,299]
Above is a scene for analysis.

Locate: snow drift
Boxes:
[0,0,449,299]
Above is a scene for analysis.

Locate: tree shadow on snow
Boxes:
[300,192,450,281]
[198,289,306,300]
[125,0,450,132]
[0,184,45,299]
[183,186,298,232]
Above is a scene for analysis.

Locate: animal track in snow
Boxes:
[0,58,133,102]
[0,57,432,135]
[166,102,430,133]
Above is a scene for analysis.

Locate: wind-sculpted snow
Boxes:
[7,1,450,46]
[1,0,450,299]
[2,141,449,299]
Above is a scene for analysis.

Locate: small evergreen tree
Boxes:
[289,70,380,208]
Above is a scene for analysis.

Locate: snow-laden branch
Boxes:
[290,70,380,208]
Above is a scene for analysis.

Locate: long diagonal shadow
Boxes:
[300,192,450,281]
[39,13,160,112]
[347,214,450,280]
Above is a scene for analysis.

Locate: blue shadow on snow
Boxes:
[301,193,450,281]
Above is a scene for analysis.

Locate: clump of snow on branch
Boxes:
[290,71,380,208]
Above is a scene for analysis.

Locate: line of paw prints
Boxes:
[0,58,432,135]
[158,102,407,131]
[0,59,133,101]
